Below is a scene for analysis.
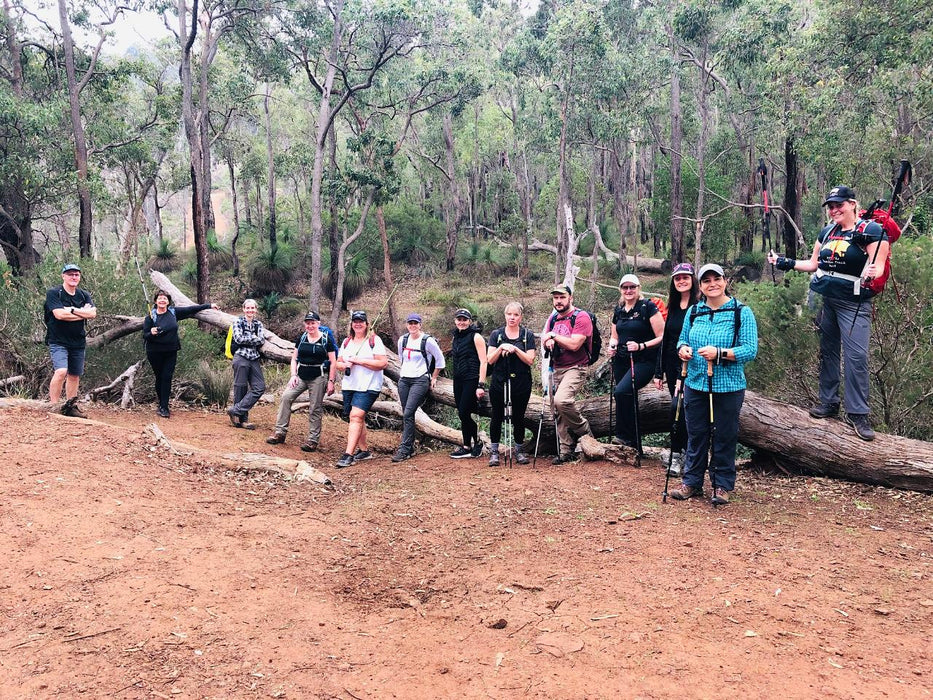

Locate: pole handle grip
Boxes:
[706,359,714,377]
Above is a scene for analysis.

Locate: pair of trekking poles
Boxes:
[661,359,721,506]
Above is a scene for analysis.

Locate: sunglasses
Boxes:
[621,285,638,291]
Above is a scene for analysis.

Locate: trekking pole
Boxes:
[532,397,545,468]
[663,361,688,503]
[503,378,513,468]
[608,361,615,441]
[630,351,642,469]
[707,359,718,506]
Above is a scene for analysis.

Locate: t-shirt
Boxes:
[44,286,93,348]
[488,326,535,380]
[810,220,886,301]
[544,309,592,369]
[611,299,660,365]
[397,334,445,379]
[338,335,386,392]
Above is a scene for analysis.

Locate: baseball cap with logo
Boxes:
[62,264,81,274]
[823,185,856,205]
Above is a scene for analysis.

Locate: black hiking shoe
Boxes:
[552,453,577,465]
[844,413,875,441]
[391,448,411,463]
[471,441,484,458]
[515,445,530,465]
[809,402,840,419]
[352,449,373,462]
[450,446,472,459]
[336,452,355,468]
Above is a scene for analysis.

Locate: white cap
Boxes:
[619,273,640,287]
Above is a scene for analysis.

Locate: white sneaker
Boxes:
[667,451,684,477]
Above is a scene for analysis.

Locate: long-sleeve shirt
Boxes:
[142,304,211,352]
[677,298,758,393]
[232,317,266,361]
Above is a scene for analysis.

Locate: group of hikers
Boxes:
[44,184,890,506]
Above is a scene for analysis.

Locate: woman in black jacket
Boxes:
[653,263,700,476]
[143,289,218,417]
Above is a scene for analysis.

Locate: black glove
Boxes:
[775,257,796,271]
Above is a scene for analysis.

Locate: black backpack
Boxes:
[689,300,744,345]
[400,333,437,375]
[546,309,602,365]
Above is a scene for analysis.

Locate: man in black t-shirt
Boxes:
[44,264,97,406]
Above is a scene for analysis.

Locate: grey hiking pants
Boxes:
[818,295,871,415]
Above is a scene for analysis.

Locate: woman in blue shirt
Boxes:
[671,264,758,506]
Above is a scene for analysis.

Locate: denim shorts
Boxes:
[49,344,86,376]
[342,389,380,418]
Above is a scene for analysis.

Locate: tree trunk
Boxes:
[376,206,400,338]
[226,151,240,277]
[442,113,461,272]
[264,85,277,250]
[555,83,572,283]
[57,0,93,258]
[692,54,711,267]
[668,44,685,265]
[329,190,376,328]
[327,124,340,282]
[782,135,802,258]
[178,0,210,303]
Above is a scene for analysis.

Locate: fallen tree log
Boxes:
[528,238,671,273]
[123,273,933,492]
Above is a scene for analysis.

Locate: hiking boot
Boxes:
[300,441,318,453]
[667,451,684,477]
[712,487,730,506]
[157,407,170,418]
[552,453,576,465]
[240,422,256,431]
[352,449,373,462]
[809,402,840,419]
[845,413,875,441]
[471,441,484,458]
[227,407,243,427]
[450,446,473,459]
[670,483,703,500]
[391,448,411,463]
[62,398,88,419]
[336,452,354,468]
[515,445,530,465]
[266,431,286,445]
[488,450,500,467]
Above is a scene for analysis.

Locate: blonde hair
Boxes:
[504,301,524,315]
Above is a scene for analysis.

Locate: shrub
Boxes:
[194,361,233,407]
[149,239,178,272]
[250,243,294,296]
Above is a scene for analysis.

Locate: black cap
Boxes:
[303,311,320,322]
[823,185,856,205]
[350,310,368,322]
[454,308,473,320]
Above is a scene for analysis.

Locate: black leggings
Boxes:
[661,360,688,453]
[489,374,531,445]
[147,350,178,411]
[453,376,479,446]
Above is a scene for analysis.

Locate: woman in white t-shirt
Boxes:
[334,310,387,468]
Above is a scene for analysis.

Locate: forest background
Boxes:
[1,0,931,441]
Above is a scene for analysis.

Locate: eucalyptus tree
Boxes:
[275,0,433,310]
[0,2,86,272]
[161,0,259,302]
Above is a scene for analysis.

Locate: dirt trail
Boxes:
[1,403,931,699]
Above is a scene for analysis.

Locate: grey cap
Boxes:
[697,263,725,280]
[62,264,81,273]
[350,310,368,322]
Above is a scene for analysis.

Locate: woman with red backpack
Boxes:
[768,185,888,441]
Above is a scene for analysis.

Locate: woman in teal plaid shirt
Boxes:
[670,264,758,506]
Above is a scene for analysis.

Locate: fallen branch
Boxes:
[143,423,332,484]
[0,375,25,388]
[86,361,142,408]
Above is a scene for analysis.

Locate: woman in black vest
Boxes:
[142,289,218,418]
[449,308,487,458]
[266,312,337,451]
[608,274,664,448]
[486,302,537,466]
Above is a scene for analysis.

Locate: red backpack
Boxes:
[855,208,902,294]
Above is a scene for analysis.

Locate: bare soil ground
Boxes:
[2,402,931,699]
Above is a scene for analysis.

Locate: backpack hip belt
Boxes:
[815,268,862,295]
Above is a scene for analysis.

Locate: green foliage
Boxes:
[194,361,233,407]
[384,202,444,265]
[149,240,178,273]
[249,243,294,296]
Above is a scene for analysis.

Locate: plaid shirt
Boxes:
[232,317,266,361]
[677,298,758,393]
